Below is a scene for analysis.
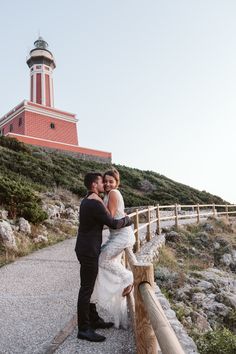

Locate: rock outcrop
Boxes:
[0,220,17,250]
[0,190,79,265]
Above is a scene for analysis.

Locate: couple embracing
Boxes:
[75,169,135,342]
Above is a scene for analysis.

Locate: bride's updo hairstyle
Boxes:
[103,168,120,188]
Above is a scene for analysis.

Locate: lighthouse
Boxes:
[27,37,56,107]
[0,37,111,163]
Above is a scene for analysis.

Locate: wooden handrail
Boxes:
[159,205,176,208]
[125,203,236,354]
[127,203,236,213]
[139,282,185,354]
[127,257,185,354]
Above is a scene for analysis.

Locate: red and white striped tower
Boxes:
[27,37,56,107]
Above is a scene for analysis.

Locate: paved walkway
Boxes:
[0,213,208,354]
[55,322,135,354]
[0,238,135,354]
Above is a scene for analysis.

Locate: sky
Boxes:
[1,0,236,203]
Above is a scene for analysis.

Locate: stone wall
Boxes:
[35,146,112,164]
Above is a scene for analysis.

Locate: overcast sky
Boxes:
[1,0,236,202]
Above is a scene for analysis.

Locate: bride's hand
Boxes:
[88,193,104,204]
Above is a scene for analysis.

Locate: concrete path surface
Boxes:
[0,213,207,354]
[0,238,135,354]
[55,322,135,354]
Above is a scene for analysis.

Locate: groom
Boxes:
[75,172,132,342]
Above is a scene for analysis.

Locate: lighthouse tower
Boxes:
[0,37,111,163]
[27,37,55,107]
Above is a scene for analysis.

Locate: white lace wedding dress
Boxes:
[91,189,135,328]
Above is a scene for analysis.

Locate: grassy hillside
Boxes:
[0,136,227,223]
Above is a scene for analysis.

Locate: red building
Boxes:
[0,37,111,162]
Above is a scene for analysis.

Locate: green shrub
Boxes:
[70,183,87,196]
[20,202,48,224]
[0,175,47,223]
[0,136,31,154]
[224,309,236,332]
[172,304,186,322]
[196,328,236,354]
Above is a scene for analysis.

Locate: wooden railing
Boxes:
[128,203,236,253]
[125,248,185,354]
[125,203,236,354]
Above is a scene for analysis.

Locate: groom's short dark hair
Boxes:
[84,172,103,189]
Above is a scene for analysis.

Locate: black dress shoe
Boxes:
[91,318,114,329]
[77,328,106,342]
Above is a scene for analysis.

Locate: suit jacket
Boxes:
[75,198,132,258]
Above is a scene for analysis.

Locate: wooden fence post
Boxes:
[5,250,8,262]
[156,204,161,235]
[225,205,229,221]
[174,204,179,228]
[146,206,152,242]
[133,263,158,354]
[197,204,200,223]
[212,204,216,217]
[134,209,140,253]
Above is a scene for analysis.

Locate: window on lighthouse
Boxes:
[10,124,13,132]
[50,123,55,129]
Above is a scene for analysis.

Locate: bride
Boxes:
[91,169,135,329]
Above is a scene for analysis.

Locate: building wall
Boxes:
[40,147,111,164]
[0,102,112,162]
[24,111,78,145]
[0,112,25,136]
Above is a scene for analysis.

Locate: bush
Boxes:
[196,328,236,354]
[0,175,47,223]
[70,184,87,196]
[20,202,48,224]
[138,179,156,193]
[0,136,31,154]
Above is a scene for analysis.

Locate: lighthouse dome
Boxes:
[34,36,48,50]
[27,37,56,69]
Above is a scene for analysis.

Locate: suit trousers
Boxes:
[77,255,99,330]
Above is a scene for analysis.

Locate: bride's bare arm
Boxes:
[107,190,118,217]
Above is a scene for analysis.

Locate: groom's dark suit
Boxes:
[75,196,132,331]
